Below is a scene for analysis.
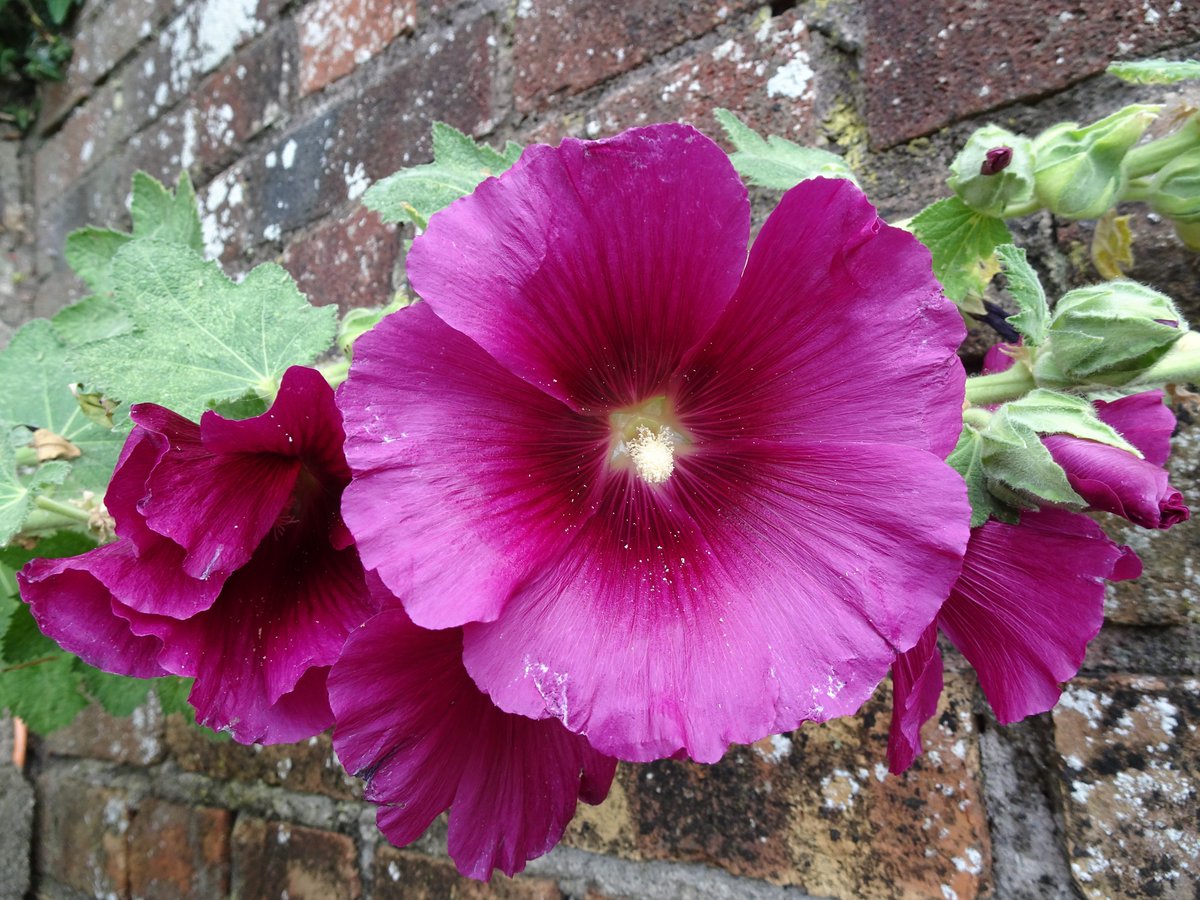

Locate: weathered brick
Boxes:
[127,799,231,899]
[863,0,1200,148]
[43,698,166,765]
[33,77,128,210]
[122,0,282,146]
[37,0,189,133]
[564,674,991,898]
[282,209,401,313]
[166,715,363,801]
[573,11,819,144]
[129,24,295,184]
[231,816,361,899]
[35,774,130,897]
[227,14,496,256]
[296,0,417,95]
[1054,676,1200,898]
[513,0,757,114]
[373,848,564,899]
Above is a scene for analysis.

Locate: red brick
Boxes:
[564,674,992,897]
[234,14,496,253]
[231,816,361,899]
[374,848,564,899]
[35,774,130,896]
[575,11,819,144]
[166,714,363,801]
[282,209,400,314]
[513,0,758,114]
[296,0,417,95]
[33,77,127,210]
[37,0,188,132]
[129,24,295,184]
[127,799,232,899]
[1054,677,1200,898]
[863,0,1200,148]
[43,698,165,765]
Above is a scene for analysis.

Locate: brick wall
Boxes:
[1,1,1198,897]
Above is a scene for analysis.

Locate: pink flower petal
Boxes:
[330,603,616,880]
[1044,432,1189,529]
[887,623,943,774]
[677,178,965,457]
[464,440,969,762]
[937,508,1137,724]
[406,124,750,411]
[151,494,373,744]
[340,304,606,629]
[1094,390,1174,467]
[18,544,168,678]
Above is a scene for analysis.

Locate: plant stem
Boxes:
[319,358,351,388]
[965,363,1037,406]
[1124,117,1200,180]
[33,495,92,525]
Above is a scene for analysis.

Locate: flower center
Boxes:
[609,396,689,485]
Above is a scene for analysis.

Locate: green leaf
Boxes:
[1,601,57,663]
[63,228,133,296]
[1107,59,1200,85]
[1001,389,1139,453]
[52,293,136,348]
[153,675,195,720]
[996,244,1049,345]
[714,108,856,189]
[0,319,126,499]
[911,197,1013,311]
[45,0,75,25]
[946,425,1020,527]
[0,653,89,733]
[80,667,154,717]
[71,240,338,419]
[0,530,97,571]
[130,172,205,252]
[364,123,523,229]
[0,440,70,545]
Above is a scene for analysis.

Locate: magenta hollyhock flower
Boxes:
[983,343,1188,529]
[1044,391,1189,529]
[330,575,616,880]
[887,508,1140,773]
[19,366,375,744]
[338,123,972,763]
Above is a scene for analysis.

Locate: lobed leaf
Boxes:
[0,319,126,502]
[1107,59,1200,85]
[71,240,338,419]
[911,197,1012,313]
[714,108,856,189]
[364,123,524,229]
[996,244,1049,345]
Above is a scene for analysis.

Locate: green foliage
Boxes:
[364,122,523,229]
[1047,280,1185,383]
[910,197,1012,314]
[714,108,856,189]
[71,240,338,419]
[1108,59,1200,84]
[995,244,1049,345]
[951,390,1139,526]
[0,0,85,131]
[0,442,69,544]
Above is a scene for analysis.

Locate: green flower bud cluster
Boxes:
[1040,280,1184,385]
[948,105,1200,229]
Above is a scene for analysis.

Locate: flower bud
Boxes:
[948,125,1035,216]
[1031,105,1159,219]
[1047,280,1185,382]
[1147,146,1200,224]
